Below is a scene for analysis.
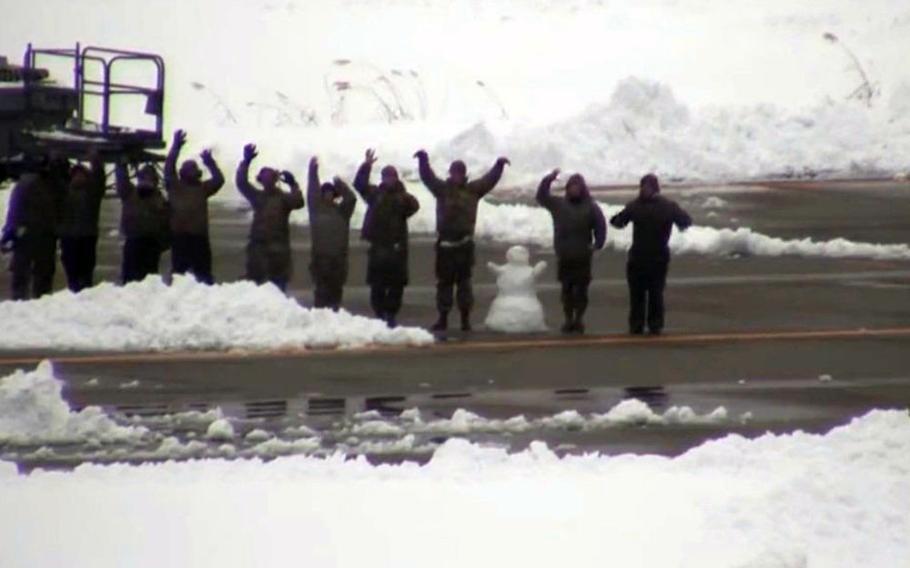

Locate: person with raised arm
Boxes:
[353,149,419,328]
[414,150,510,332]
[610,174,691,336]
[537,169,606,334]
[163,129,224,284]
[235,143,305,292]
[307,156,356,310]
[114,161,170,283]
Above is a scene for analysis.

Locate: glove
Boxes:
[281,171,297,186]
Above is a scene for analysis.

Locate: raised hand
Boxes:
[413,149,428,161]
[243,144,258,163]
[496,157,511,167]
[365,148,377,165]
[281,170,297,185]
[545,168,560,182]
[200,149,215,164]
[173,129,187,148]
[309,156,318,169]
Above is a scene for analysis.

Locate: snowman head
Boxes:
[505,245,530,266]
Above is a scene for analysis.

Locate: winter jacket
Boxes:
[536,175,607,260]
[58,156,106,238]
[353,162,419,248]
[307,161,356,258]
[236,161,305,244]
[114,164,171,239]
[417,156,505,241]
[610,190,692,263]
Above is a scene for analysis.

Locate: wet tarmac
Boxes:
[1,179,909,466]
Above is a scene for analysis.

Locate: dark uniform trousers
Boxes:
[10,233,57,300]
[60,235,98,292]
[172,234,214,284]
[557,253,593,318]
[627,259,669,333]
[246,240,291,292]
[435,239,474,314]
[311,254,348,310]
[122,237,163,284]
[367,243,407,319]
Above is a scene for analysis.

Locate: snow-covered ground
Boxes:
[1,0,909,188]
[1,407,908,568]
[0,276,433,351]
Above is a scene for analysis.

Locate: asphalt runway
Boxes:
[1,179,909,463]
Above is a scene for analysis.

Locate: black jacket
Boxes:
[536,176,607,260]
[58,156,106,238]
[610,192,692,263]
[353,162,419,248]
[115,164,171,239]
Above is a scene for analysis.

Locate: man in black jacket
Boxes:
[610,174,692,335]
[164,129,224,284]
[353,149,419,328]
[58,152,106,292]
[414,150,509,332]
[115,162,171,283]
[537,169,606,334]
[307,156,356,310]
[236,144,305,292]
[2,155,68,299]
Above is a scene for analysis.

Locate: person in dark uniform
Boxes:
[1,155,68,300]
[163,129,224,284]
[537,169,606,334]
[115,161,171,283]
[610,173,692,335]
[353,149,419,328]
[414,150,509,332]
[307,156,356,310]
[58,152,106,292]
[236,143,305,292]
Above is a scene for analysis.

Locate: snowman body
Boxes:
[484,246,548,333]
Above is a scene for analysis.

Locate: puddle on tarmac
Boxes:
[5,377,890,470]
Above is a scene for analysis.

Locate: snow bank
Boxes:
[0,276,433,351]
[0,361,145,446]
[293,187,910,260]
[444,76,910,186]
[1,409,907,567]
[2,1,909,189]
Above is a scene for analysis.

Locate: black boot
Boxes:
[431,311,448,332]
[561,305,575,334]
[460,309,472,332]
[387,315,398,329]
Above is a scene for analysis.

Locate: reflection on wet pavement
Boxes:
[6,375,909,471]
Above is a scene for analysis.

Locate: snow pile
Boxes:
[288,183,910,260]
[445,76,910,185]
[0,361,145,446]
[1,409,908,567]
[0,276,433,351]
[382,402,731,436]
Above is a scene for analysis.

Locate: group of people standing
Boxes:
[2,129,692,336]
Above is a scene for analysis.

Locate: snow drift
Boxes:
[290,189,910,260]
[1,409,908,568]
[0,276,433,351]
[0,361,145,445]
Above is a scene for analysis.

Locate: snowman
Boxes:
[484,245,548,333]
